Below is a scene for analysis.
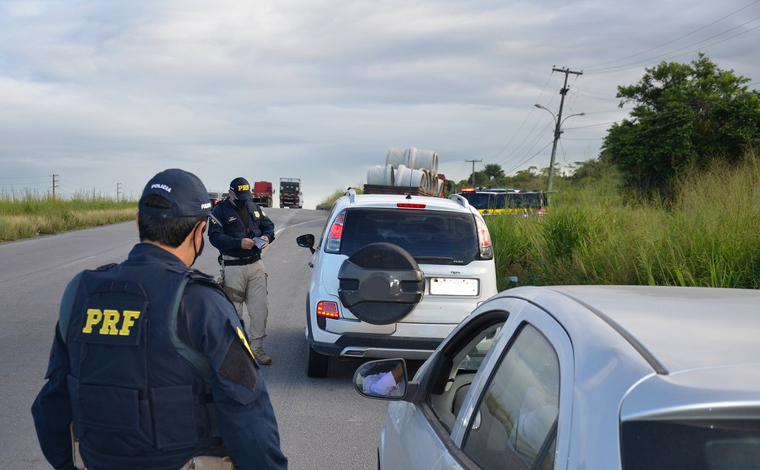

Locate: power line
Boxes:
[487,71,556,162]
[573,86,617,99]
[564,120,623,130]
[559,139,569,165]
[583,0,760,71]
[489,70,588,169]
[495,121,554,168]
[59,178,115,190]
[487,72,576,170]
[589,19,760,75]
[579,109,631,116]
[503,141,554,175]
[0,176,52,182]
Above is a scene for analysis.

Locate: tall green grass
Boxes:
[317,185,364,209]
[0,193,137,242]
[488,153,760,290]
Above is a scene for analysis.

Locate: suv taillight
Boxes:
[324,211,346,253]
[316,301,339,319]
[475,217,493,259]
[316,300,339,329]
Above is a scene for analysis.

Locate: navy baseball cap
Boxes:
[139,169,212,218]
[229,177,253,200]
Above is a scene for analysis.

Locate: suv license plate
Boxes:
[430,278,478,296]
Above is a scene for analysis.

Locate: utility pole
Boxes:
[544,66,582,205]
[117,183,122,202]
[52,174,59,199]
[465,159,482,188]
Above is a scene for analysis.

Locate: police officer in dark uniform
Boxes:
[31,169,288,470]
[208,177,275,365]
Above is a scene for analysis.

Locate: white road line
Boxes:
[275,219,324,237]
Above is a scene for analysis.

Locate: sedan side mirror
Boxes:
[296,234,315,254]
[353,359,408,400]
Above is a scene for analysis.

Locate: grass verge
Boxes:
[0,196,137,242]
[487,155,760,290]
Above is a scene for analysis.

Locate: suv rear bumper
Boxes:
[311,335,442,360]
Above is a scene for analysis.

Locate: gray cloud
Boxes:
[1,0,758,205]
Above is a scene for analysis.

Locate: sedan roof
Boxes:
[548,285,760,374]
[503,285,760,375]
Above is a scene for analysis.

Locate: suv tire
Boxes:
[307,345,330,378]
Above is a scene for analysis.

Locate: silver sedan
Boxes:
[354,285,760,470]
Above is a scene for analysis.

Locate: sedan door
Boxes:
[379,298,527,470]
[433,300,575,470]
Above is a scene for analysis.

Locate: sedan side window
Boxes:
[428,321,505,434]
[462,324,559,470]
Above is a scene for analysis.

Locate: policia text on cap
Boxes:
[31,169,288,470]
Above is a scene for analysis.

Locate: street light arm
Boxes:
[560,112,585,126]
[534,104,557,124]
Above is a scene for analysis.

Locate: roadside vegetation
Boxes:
[316,185,364,209]
[488,154,760,290]
[477,55,760,290]
[0,193,137,242]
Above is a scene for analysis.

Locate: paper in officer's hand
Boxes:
[254,237,267,249]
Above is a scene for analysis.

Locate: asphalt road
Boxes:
[0,207,389,469]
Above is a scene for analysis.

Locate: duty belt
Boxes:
[220,254,260,266]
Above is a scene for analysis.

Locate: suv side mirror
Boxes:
[353,359,408,400]
[296,234,315,254]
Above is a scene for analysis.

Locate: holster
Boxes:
[223,284,247,303]
[217,256,247,303]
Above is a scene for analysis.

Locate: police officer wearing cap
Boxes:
[31,169,288,470]
[208,177,275,365]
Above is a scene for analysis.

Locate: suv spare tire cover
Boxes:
[338,242,424,325]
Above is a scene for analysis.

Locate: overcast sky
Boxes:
[1,0,758,208]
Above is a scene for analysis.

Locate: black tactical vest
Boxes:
[216,200,264,241]
[60,260,221,463]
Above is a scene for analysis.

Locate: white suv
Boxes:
[296,189,498,377]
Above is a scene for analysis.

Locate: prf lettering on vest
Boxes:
[82,309,141,336]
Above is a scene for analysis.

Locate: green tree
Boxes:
[483,163,505,180]
[601,54,760,197]
[457,170,489,188]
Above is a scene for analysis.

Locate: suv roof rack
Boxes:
[448,193,470,209]
[345,188,357,205]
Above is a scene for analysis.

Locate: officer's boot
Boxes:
[251,337,272,365]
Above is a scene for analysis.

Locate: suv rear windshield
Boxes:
[340,208,479,265]
[622,419,760,470]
